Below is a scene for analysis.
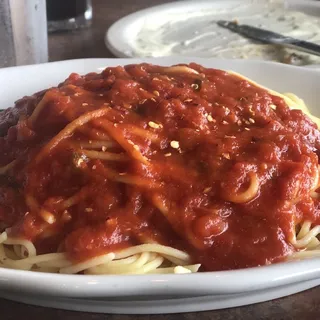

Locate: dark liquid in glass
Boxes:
[46,0,88,21]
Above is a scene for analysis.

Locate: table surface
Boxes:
[1,0,320,318]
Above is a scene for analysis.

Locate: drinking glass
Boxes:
[46,0,92,33]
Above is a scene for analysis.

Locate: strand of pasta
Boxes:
[99,165,162,189]
[161,66,199,75]
[54,185,93,211]
[291,221,320,249]
[27,91,53,127]
[151,194,206,250]
[0,232,200,274]
[85,252,155,275]
[74,140,117,150]
[4,237,37,257]
[60,253,116,274]
[289,221,320,260]
[76,125,112,141]
[93,119,149,164]
[122,125,160,144]
[80,149,128,161]
[0,160,17,175]
[113,243,190,261]
[34,107,111,164]
[146,265,201,274]
[222,172,259,204]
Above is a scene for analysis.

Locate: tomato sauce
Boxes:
[0,63,319,271]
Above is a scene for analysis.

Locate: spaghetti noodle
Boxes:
[0,63,320,274]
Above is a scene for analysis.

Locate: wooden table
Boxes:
[1,0,320,318]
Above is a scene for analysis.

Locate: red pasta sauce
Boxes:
[0,63,320,271]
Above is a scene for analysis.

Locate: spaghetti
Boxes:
[0,63,320,274]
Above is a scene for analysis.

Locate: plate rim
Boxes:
[0,257,320,298]
[1,279,319,314]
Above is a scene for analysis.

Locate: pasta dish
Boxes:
[0,63,319,275]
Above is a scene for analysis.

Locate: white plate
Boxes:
[1,57,320,313]
[1,279,319,314]
[106,0,320,65]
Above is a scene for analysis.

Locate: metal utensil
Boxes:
[217,20,320,57]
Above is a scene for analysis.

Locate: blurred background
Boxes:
[1,0,320,67]
[0,0,171,67]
